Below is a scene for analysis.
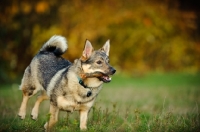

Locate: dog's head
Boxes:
[80,40,116,83]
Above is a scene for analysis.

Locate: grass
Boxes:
[0,72,200,132]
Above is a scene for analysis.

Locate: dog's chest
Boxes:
[56,95,95,112]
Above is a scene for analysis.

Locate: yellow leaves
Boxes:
[31,1,199,73]
[1,0,200,81]
[11,3,19,15]
[31,25,63,54]
[21,2,32,14]
[143,18,152,27]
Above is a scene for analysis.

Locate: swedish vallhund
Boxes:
[18,35,116,131]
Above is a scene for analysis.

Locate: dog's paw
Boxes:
[31,109,38,120]
[80,126,87,131]
[18,112,26,119]
[44,122,51,132]
[31,114,38,120]
[44,122,48,130]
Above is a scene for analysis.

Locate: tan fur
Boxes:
[44,105,59,131]
[46,68,67,96]
[31,91,49,120]
[18,92,29,119]
[18,36,116,131]
[82,64,105,75]
[18,59,44,119]
[31,58,43,92]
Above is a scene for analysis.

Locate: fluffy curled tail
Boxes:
[40,35,67,56]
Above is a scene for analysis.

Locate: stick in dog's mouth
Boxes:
[82,72,112,83]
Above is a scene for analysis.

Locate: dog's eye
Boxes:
[96,60,102,64]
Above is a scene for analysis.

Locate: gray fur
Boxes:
[18,36,116,131]
[36,52,71,89]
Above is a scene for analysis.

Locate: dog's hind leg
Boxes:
[18,85,37,119]
[31,90,49,120]
[18,91,29,119]
[18,78,40,119]
[44,104,59,132]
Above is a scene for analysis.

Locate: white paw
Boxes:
[31,109,38,120]
[18,111,26,119]
[44,122,47,129]
[44,122,49,132]
[80,126,87,131]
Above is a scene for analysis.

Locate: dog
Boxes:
[18,35,116,131]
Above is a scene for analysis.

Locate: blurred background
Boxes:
[0,0,200,83]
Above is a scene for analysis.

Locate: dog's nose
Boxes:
[111,68,116,74]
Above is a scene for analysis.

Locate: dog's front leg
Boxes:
[79,109,89,130]
[44,104,59,132]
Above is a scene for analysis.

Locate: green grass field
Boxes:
[0,73,200,132]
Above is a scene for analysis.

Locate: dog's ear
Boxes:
[101,40,110,56]
[81,40,93,61]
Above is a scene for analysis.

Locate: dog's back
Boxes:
[36,52,71,89]
[19,35,70,93]
[18,35,71,120]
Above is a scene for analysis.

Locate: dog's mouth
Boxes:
[83,71,114,83]
[98,74,112,83]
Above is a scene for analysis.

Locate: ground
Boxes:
[0,73,200,132]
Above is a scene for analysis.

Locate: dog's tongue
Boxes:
[102,75,111,82]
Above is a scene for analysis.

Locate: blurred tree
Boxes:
[0,0,61,82]
[0,0,199,83]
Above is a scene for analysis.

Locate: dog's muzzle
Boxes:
[98,67,116,83]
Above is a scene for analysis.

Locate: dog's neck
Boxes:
[77,76,88,88]
[77,75,103,89]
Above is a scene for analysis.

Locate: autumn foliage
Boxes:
[0,0,200,82]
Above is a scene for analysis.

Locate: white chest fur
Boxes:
[56,95,95,112]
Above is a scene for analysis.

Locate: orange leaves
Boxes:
[1,0,200,82]
[35,1,49,13]
[21,2,32,14]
